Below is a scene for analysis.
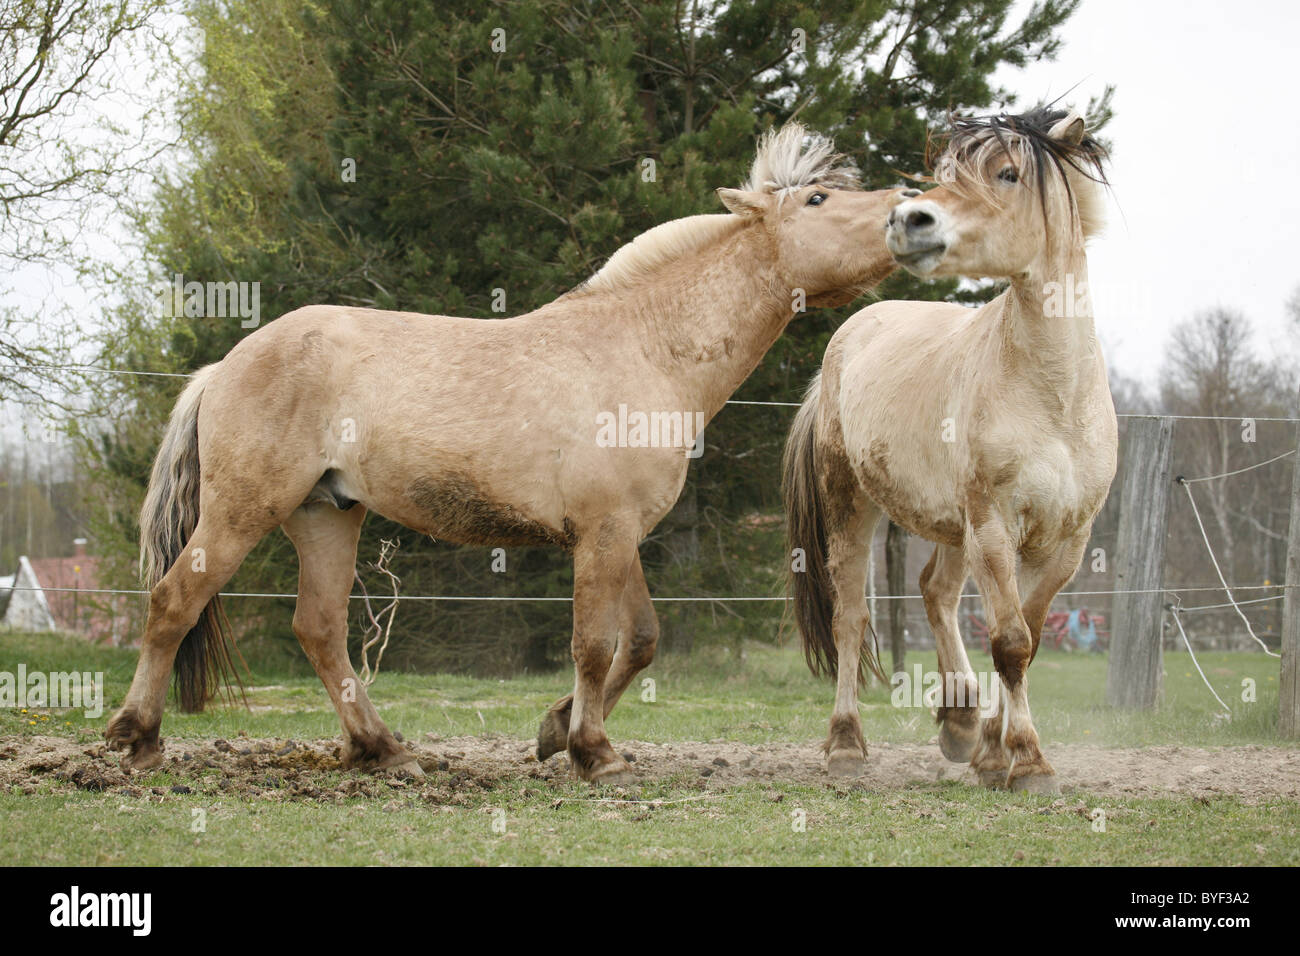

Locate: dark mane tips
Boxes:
[934,105,1108,185]
[928,104,1111,236]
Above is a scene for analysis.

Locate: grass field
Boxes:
[2,631,1297,865]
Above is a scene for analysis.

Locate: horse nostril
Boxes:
[905,209,935,231]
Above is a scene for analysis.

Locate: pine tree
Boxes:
[89,0,1093,672]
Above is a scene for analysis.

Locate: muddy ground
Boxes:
[3,733,1298,803]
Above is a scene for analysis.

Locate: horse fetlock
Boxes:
[937,705,981,762]
[824,712,867,776]
[825,712,866,753]
[568,730,631,784]
[536,702,572,761]
[970,723,1009,788]
[340,731,410,773]
[105,708,165,772]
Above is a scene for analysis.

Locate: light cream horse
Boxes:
[783,107,1114,793]
[106,124,915,784]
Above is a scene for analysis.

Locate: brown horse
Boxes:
[783,107,1115,793]
[107,124,912,784]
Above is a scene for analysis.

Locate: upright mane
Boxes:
[743,122,862,196]
[929,105,1109,238]
[579,122,862,294]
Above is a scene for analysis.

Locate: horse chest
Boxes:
[981,435,1107,543]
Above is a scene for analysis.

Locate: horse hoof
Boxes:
[587,760,636,787]
[536,707,570,761]
[120,746,165,773]
[976,768,1009,789]
[826,749,866,777]
[1010,773,1059,795]
[387,759,425,779]
[938,710,980,763]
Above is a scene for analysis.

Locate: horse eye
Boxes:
[998,167,1019,184]
[807,192,828,206]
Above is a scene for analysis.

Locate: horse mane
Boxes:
[578,214,743,294]
[578,122,861,294]
[928,105,1109,238]
[743,122,862,196]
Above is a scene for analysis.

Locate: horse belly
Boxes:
[398,471,576,550]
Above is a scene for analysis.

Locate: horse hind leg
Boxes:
[282,503,419,775]
[537,553,657,761]
[920,544,981,762]
[106,517,267,771]
[823,496,883,777]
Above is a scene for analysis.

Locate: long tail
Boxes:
[782,372,886,686]
[138,363,239,712]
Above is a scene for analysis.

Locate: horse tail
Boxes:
[782,372,888,687]
[783,372,840,680]
[139,363,239,712]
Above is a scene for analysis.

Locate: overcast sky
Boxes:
[995,0,1300,383]
[6,0,1297,401]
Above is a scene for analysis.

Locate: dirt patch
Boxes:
[1,733,1297,802]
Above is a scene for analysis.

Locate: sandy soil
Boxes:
[3,733,1298,803]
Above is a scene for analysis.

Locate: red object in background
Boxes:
[967,609,1108,652]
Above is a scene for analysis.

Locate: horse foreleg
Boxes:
[564,516,640,784]
[537,553,657,761]
[921,544,981,762]
[964,498,1056,793]
[993,531,1092,792]
[283,505,419,776]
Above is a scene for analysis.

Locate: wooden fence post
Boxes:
[1279,393,1300,737]
[1107,416,1175,710]
[885,521,908,675]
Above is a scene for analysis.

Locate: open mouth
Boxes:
[892,244,946,268]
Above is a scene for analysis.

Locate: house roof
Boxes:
[25,555,104,632]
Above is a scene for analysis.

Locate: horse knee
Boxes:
[625,615,659,670]
[991,623,1032,685]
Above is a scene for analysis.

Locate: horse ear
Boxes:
[716,187,769,218]
[1048,110,1086,146]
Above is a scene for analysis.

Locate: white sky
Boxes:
[995,0,1300,382]
[5,0,1297,402]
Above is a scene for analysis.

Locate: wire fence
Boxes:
[5,361,1300,423]
[4,356,1297,707]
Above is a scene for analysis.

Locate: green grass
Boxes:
[1,630,1296,865]
[1,782,1294,866]
[0,630,1286,748]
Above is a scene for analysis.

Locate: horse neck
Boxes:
[600,225,793,418]
[997,239,1104,414]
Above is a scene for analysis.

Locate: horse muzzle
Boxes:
[886,199,948,275]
